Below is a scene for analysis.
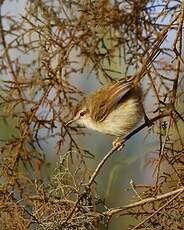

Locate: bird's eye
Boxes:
[80,111,86,117]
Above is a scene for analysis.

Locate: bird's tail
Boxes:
[133,21,175,85]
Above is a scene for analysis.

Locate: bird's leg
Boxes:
[112,137,125,151]
[144,111,153,127]
[142,104,153,127]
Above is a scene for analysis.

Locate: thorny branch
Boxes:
[103,186,184,217]
[130,187,184,230]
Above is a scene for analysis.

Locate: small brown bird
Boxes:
[66,29,168,149]
[66,76,145,149]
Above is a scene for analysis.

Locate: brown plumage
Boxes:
[69,77,143,137]
[66,29,168,147]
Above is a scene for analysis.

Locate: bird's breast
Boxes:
[82,98,143,136]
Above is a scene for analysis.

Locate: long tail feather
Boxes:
[133,19,177,85]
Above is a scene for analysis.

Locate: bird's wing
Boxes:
[92,79,134,122]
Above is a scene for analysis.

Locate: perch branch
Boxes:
[87,111,169,188]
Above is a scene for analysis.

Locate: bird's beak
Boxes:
[65,119,74,126]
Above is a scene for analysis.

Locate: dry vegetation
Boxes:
[0,0,184,229]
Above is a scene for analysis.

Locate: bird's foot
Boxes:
[144,113,153,127]
[112,137,125,151]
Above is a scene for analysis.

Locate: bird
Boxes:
[65,29,168,150]
[66,76,146,150]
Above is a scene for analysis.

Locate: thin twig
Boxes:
[103,186,184,217]
[130,187,184,230]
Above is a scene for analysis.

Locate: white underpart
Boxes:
[78,98,143,136]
